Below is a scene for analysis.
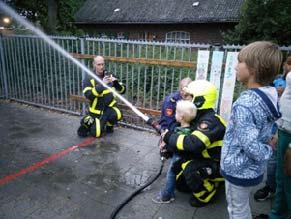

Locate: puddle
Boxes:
[84,172,120,190]
[122,170,152,187]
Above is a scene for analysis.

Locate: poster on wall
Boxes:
[195,50,210,80]
[219,51,238,122]
[209,51,224,109]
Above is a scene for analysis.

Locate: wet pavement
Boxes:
[0,100,272,219]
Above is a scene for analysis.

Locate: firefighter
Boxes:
[77,55,126,137]
[161,80,226,207]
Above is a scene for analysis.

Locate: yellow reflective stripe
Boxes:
[181,160,191,170]
[119,84,125,93]
[89,98,101,114]
[203,179,214,192]
[215,114,226,127]
[210,177,224,182]
[106,121,113,126]
[112,107,122,120]
[195,189,216,203]
[102,89,111,95]
[193,190,206,198]
[193,180,216,203]
[202,149,211,158]
[109,100,116,107]
[177,135,185,150]
[192,130,210,146]
[92,87,99,96]
[209,140,223,148]
[202,140,223,159]
[95,118,101,137]
[176,170,183,181]
[92,98,97,109]
[90,79,95,86]
[89,108,101,114]
[83,87,92,94]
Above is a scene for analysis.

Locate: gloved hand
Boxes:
[196,167,213,178]
[146,117,162,134]
[160,148,172,160]
[103,76,111,84]
[196,162,220,179]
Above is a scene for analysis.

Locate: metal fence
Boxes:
[0,35,290,130]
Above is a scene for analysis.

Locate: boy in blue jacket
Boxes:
[159,77,192,131]
[220,41,282,219]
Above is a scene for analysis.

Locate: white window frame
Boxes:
[166,31,190,43]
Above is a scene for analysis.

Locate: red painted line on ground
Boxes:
[0,137,95,186]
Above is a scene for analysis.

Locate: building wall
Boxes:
[76,23,236,44]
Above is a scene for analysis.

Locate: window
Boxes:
[117,32,125,39]
[138,32,147,41]
[100,33,108,39]
[137,32,156,41]
[166,31,190,43]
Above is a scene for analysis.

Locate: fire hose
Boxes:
[109,118,168,219]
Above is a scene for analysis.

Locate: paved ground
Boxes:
[0,100,272,219]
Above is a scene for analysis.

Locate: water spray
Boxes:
[0,3,165,218]
[0,1,162,130]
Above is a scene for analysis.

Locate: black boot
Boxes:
[77,115,94,137]
[106,125,114,133]
[77,125,88,137]
[189,195,207,208]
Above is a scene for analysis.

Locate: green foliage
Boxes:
[224,0,291,45]
[8,0,85,35]
[56,0,85,35]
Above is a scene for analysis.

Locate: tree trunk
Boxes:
[47,0,57,34]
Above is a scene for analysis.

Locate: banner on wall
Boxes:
[209,51,224,109]
[219,51,238,122]
[195,50,210,80]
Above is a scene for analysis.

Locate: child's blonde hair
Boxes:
[238,41,282,85]
[176,100,197,123]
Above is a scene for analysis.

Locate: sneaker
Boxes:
[254,185,275,201]
[152,192,175,204]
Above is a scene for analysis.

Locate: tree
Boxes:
[223,0,291,46]
[47,0,58,33]
[7,0,85,35]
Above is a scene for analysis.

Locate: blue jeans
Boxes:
[161,153,181,198]
[266,149,277,191]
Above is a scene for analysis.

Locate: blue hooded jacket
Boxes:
[220,87,281,186]
[159,91,182,132]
